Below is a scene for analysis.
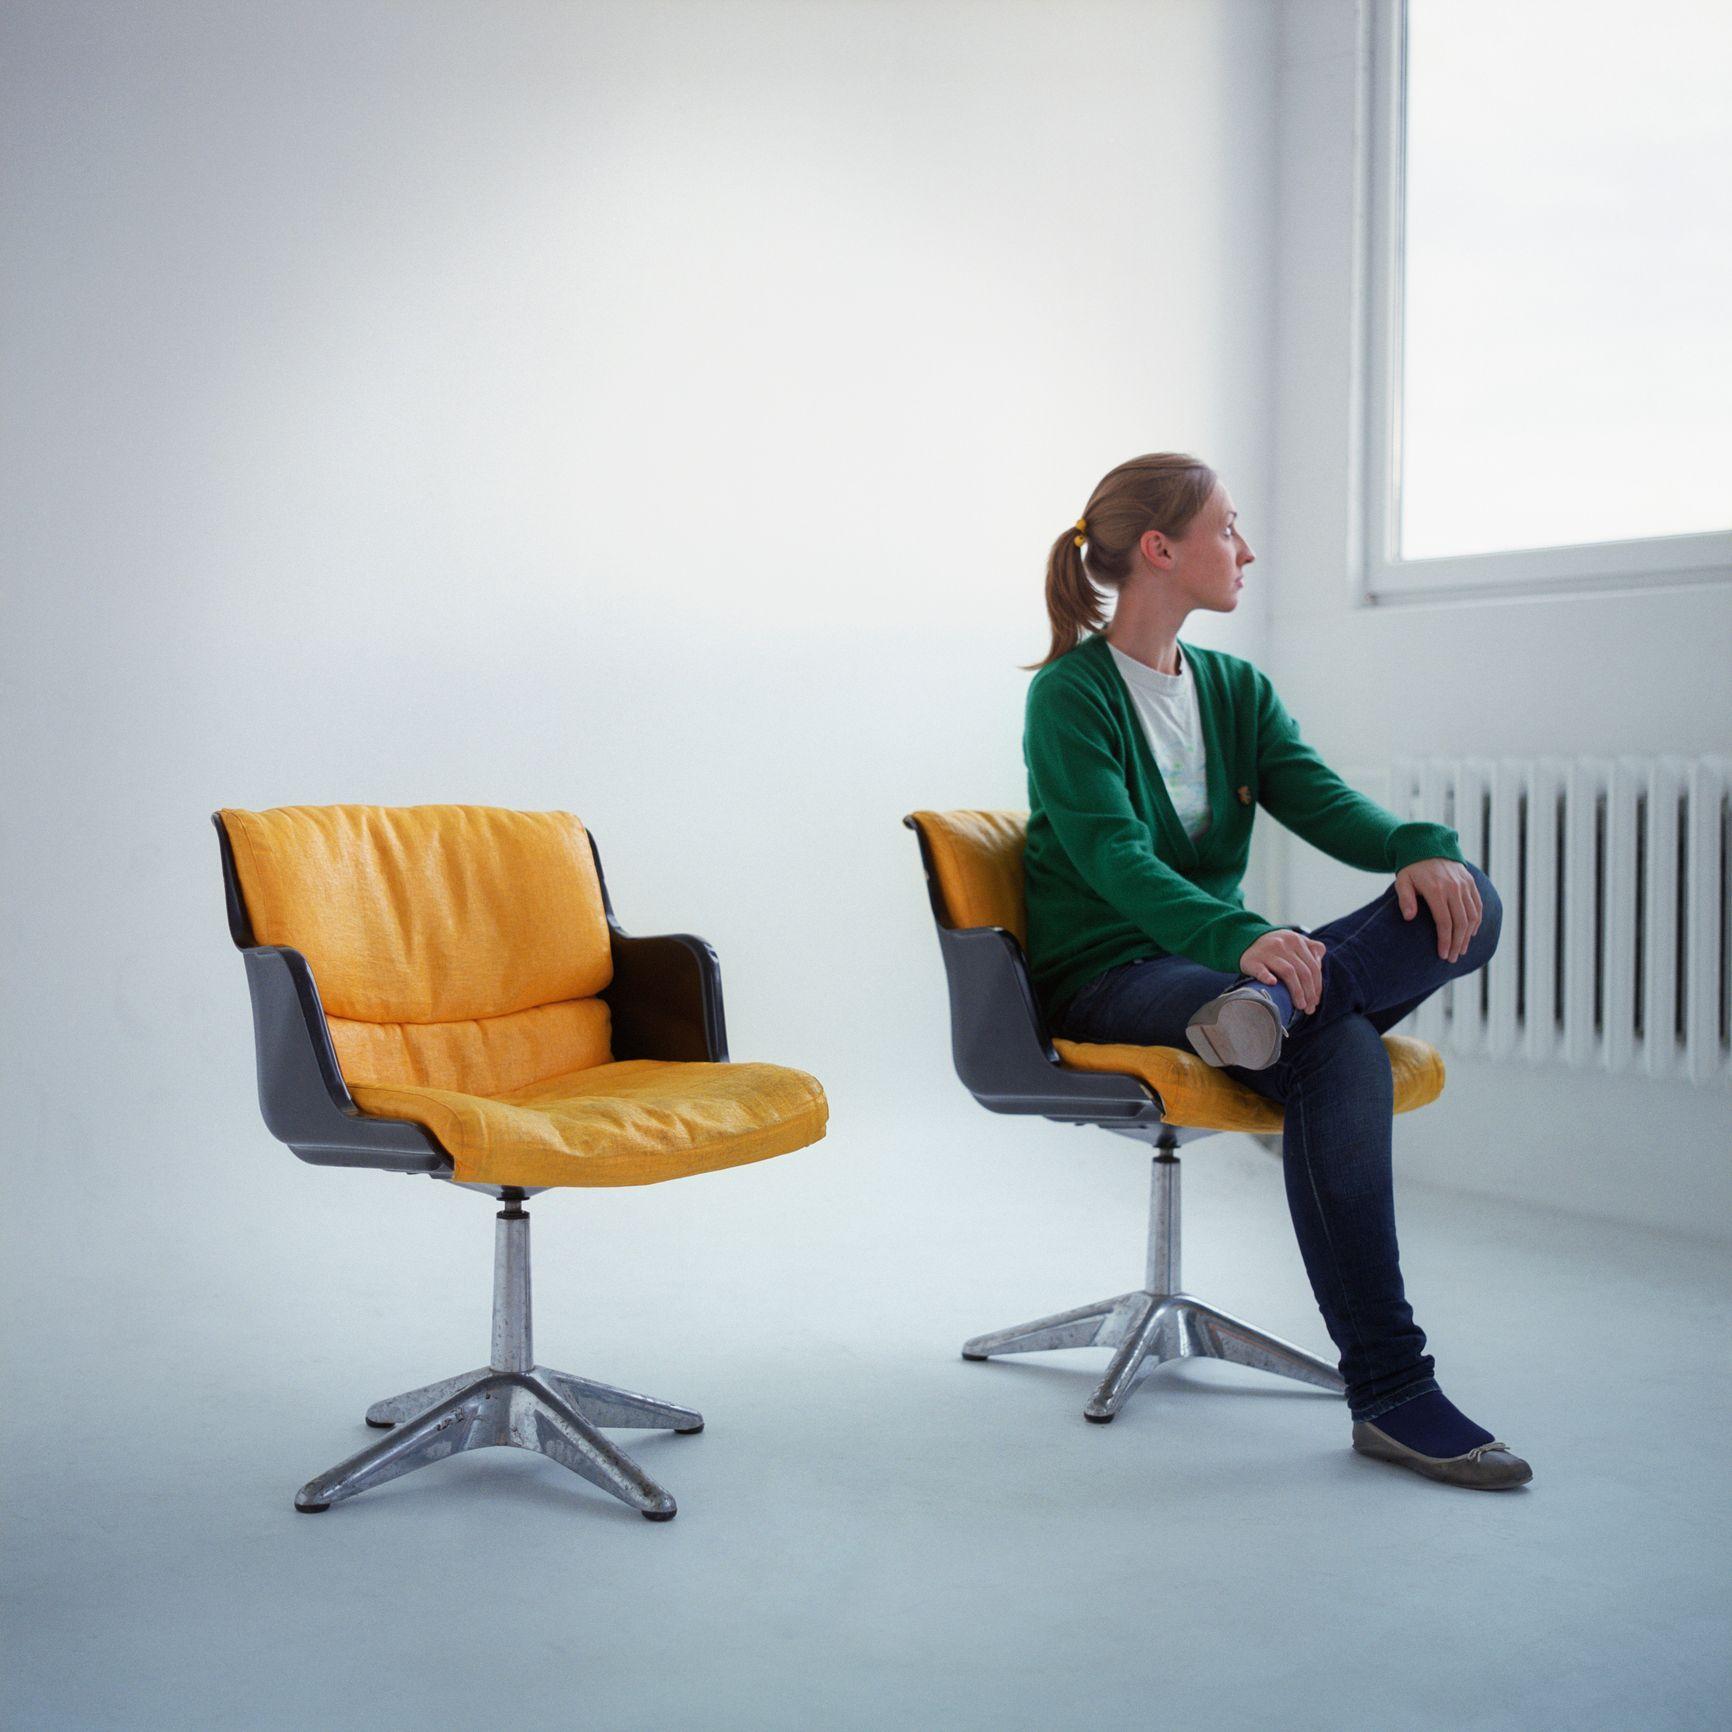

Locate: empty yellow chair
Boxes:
[906,809,1442,1423]
[217,803,826,1519]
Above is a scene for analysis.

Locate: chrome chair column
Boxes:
[296,1196,703,1520]
[963,1144,1345,1423]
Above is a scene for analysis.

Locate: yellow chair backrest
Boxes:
[218,805,613,1095]
[908,809,1030,946]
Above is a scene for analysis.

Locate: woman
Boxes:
[1023,452,1531,1491]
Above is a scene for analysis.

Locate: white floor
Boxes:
[6,1100,1729,1731]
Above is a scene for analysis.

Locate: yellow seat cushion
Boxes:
[219,807,620,1094]
[220,804,612,1022]
[349,1058,829,1189]
[909,808,1031,941]
[1053,1032,1445,1131]
[328,999,613,1099]
[219,804,618,1096]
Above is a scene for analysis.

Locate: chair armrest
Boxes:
[584,827,727,1063]
[604,929,728,1063]
[937,926,1160,1121]
[239,946,450,1173]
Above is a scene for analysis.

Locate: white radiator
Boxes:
[1389,756,1732,1086]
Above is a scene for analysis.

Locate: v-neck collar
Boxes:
[1090,633,1230,871]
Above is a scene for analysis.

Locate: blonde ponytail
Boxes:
[1034,523,1109,667]
[1028,454,1218,669]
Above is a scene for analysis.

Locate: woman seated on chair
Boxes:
[1023,451,1530,1490]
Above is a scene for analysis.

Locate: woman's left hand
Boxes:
[1395,858,1482,963]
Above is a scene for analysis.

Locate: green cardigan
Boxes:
[1023,632,1464,1015]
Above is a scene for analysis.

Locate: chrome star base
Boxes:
[961,1143,1344,1422]
[295,1199,700,1520]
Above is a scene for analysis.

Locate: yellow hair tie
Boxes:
[1073,516,1087,548]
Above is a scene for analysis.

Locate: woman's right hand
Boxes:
[1239,929,1328,1015]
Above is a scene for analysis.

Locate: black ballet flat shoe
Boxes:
[1351,1420,1534,1490]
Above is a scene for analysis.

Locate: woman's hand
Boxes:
[1239,929,1327,1015]
[1396,858,1483,962]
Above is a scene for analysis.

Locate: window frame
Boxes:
[1355,0,1732,607]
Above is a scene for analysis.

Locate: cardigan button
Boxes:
[1237,784,1253,805]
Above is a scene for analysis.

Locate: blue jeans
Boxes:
[1053,864,1503,1422]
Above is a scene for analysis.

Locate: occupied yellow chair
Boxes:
[905,809,1444,1423]
[217,804,827,1519]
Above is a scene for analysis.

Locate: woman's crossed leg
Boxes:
[1053,865,1526,1480]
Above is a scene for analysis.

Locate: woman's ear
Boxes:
[1139,527,1172,569]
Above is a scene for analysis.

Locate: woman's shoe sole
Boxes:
[1185,991,1283,1070]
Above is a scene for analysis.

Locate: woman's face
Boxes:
[1147,483,1256,611]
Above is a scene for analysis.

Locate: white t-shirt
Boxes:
[1107,640,1211,842]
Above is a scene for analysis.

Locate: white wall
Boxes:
[0,0,1280,1248]
[1267,1,1732,1236]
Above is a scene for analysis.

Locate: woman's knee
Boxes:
[1463,862,1502,962]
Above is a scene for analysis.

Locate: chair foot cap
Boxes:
[1084,1411,1115,1424]
[294,1500,331,1513]
[961,1350,988,1361]
[641,1507,677,1522]
[675,1422,705,1434]
[365,1417,395,1430]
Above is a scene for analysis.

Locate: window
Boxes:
[1359,0,1732,602]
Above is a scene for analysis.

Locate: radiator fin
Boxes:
[1391,756,1731,1086]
